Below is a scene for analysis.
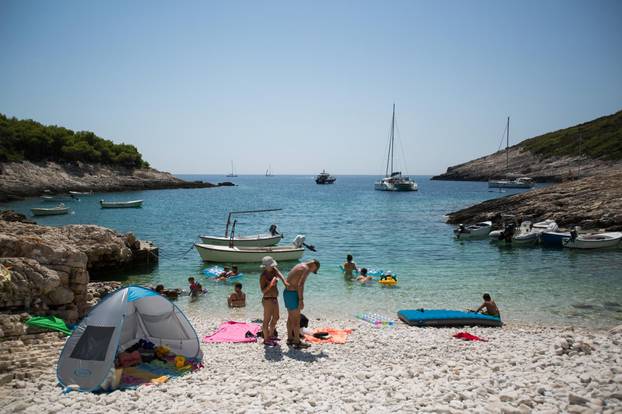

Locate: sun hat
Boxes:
[261,256,278,268]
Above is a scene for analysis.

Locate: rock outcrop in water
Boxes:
[445,171,622,231]
[0,213,157,321]
[0,161,220,201]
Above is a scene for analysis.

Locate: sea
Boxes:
[3,175,622,328]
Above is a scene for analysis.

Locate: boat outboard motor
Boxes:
[293,235,306,248]
[570,228,578,241]
[269,224,279,236]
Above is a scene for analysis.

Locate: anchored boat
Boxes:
[454,221,493,239]
[195,235,308,263]
[563,232,622,249]
[99,200,143,208]
[31,203,70,216]
[199,209,284,247]
[374,104,418,192]
[488,117,535,189]
[315,170,336,184]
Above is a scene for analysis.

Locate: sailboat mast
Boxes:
[390,104,395,174]
[506,116,510,172]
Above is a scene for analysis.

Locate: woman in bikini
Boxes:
[259,256,288,346]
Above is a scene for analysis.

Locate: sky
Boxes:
[1,1,621,175]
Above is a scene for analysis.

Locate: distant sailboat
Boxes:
[226,160,238,177]
[265,165,274,177]
[488,117,535,189]
[374,104,418,192]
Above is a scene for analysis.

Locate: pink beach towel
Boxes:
[203,321,262,343]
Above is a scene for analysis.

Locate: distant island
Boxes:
[0,114,223,201]
[432,110,622,182]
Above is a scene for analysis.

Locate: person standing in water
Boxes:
[284,259,320,348]
[259,256,288,346]
[342,254,358,279]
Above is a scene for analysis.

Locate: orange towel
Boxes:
[304,328,353,344]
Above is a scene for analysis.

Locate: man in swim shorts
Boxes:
[284,259,320,348]
[259,256,287,346]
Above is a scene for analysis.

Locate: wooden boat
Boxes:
[563,232,622,249]
[99,199,143,208]
[374,104,417,192]
[200,209,283,247]
[315,170,336,184]
[488,117,535,189]
[31,203,70,216]
[454,221,492,239]
[195,241,304,263]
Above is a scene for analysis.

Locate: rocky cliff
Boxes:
[0,161,216,201]
[445,171,622,231]
[433,110,622,182]
[0,214,157,322]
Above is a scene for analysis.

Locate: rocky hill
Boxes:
[0,160,215,201]
[445,171,622,231]
[433,110,622,182]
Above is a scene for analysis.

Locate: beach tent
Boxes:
[57,285,202,391]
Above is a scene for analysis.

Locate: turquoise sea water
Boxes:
[3,175,622,328]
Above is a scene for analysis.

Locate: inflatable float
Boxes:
[203,266,243,283]
[378,275,397,286]
[398,309,502,327]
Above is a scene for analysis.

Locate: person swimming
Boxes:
[356,268,373,283]
[342,254,358,278]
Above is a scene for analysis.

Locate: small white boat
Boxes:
[563,232,622,249]
[511,222,540,245]
[488,177,535,189]
[199,233,283,247]
[532,219,559,232]
[69,190,93,196]
[99,199,143,208]
[454,221,493,239]
[195,235,307,263]
[200,209,284,247]
[41,194,78,202]
[31,203,70,216]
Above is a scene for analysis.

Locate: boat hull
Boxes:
[454,221,492,239]
[488,180,534,189]
[563,233,622,249]
[100,200,143,208]
[194,243,304,263]
[31,208,70,216]
[374,182,418,191]
[541,231,571,247]
[198,234,283,247]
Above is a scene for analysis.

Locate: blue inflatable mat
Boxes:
[203,266,243,283]
[398,309,502,327]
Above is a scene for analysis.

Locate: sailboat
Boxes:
[265,165,274,177]
[488,117,535,189]
[226,160,238,177]
[374,104,418,192]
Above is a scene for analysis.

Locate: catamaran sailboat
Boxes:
[374,104,418,192]
[226,160,238,177]
[488,117,535,189]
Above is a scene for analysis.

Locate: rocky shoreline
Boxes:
[0,212,156,322]
[0,161,228,201]
[432,146,621,182]
[445,171,622,231]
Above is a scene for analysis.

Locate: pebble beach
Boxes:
[1,316,621,414]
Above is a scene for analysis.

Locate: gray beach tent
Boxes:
[57,285,203,391]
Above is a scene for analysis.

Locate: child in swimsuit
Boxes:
[356,268,373,283]
[474,293,500,317]
[227,282,246,307]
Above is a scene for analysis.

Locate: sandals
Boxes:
[291,341,311,349]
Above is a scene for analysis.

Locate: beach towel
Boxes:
[304,328,353,344]
[203,321,262,343]
[453,331,488,342]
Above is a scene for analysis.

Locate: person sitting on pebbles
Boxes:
[227,282,246,308]
[471,293,500,318]
[356,268,373,283]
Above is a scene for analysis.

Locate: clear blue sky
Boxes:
[1,0,621,175]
